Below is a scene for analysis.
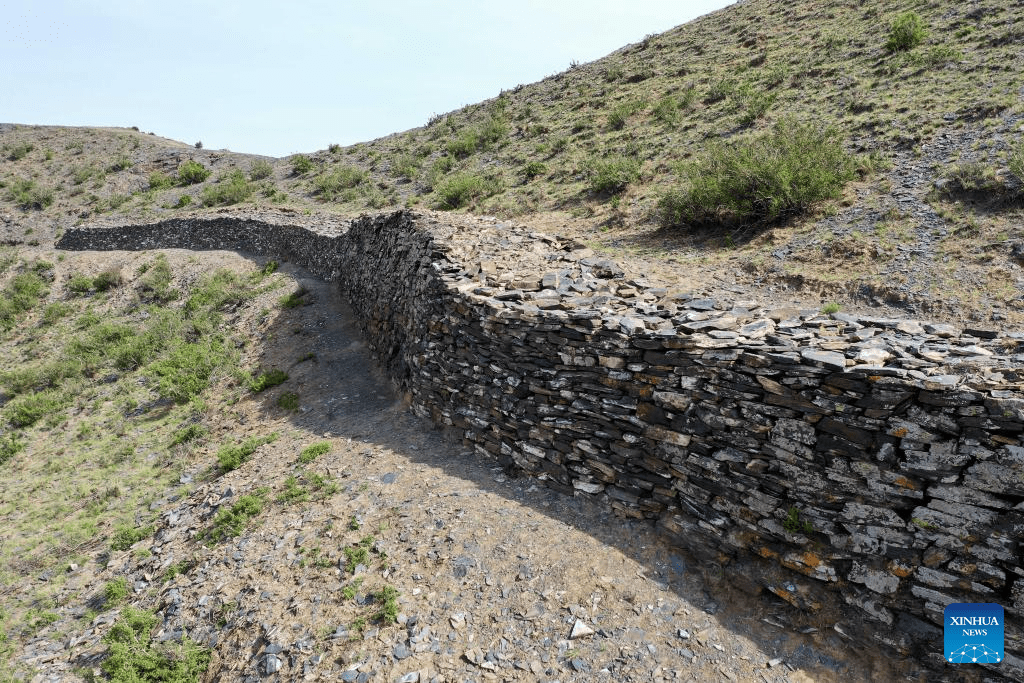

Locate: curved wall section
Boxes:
[57,211,1024,678]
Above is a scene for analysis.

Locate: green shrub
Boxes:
[5,178,54,210]
[111,524,153,551]
[277,392,299,411]
[101,606,210,683]
[0,433,24,466]
[205,491,266,542]
[3,390,67,427]
[41,302,72,324]
[148,171,174,190]
[146,337,237,403]
[138,255,177,302]
[588,156,641,195]
[68,273,93,294]
[103,577,130,604]
[7,143,33,161]
[298,441,330,464]
[374,585,400,624]
[313,167,367,200]
[885,11,927,52]
[446,116,508,158]
[279,287,309,308]
[651,96,680,126]
[659,118,855,229]
[72,164,101,185]
[108,155,132,172]
[174,195,192,209]
[250,369,288,392]
[291,154,314,175]
[821,302,841,314]
[92,270,122,292]
[216,433,278,472]
[392,154,419,179]
[249,159,273,180]
[941,161,1004,195]
[0,271,47,329]
[523,161,547,180]
[107,194,129,210]
[200,170,253,206]
[170,424,207,447]
[434,173,501,209]
[177,160,211,185]
[607,101,642,131]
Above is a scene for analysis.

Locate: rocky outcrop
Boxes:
[57,209,1024,679]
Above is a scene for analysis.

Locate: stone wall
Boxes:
[57,210,1024,678]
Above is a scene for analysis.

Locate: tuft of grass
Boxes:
[277,392,299,411]
[290,154,314,175]
[216,433,278,472]
[298,441,331,464]
[588,156,641,195]
[279,287,310,308]
[169,424,207,448]
[204,490,267,543]
[92,270,122,292]
[101,606,210,683]
[342,536,374,573]
[0,432,25,466]
[885,11,926,53]
[250,369,288,392]
[111,524,154,551]
[3,390,68,428]
[0,271,48,329]
[148,171,174,190]
[138,255,177,303]
[313,167,366,200]
[177,160,211,185]
[821,302,841,314]
[7,143,33,160]
[249,159,273,180]
[5,178,54,210]
[103,577,130,605]
[340,577,364,601]
[374,585,400,624]
[659,118,855,230]
[434,173,502,209]
[522,161,547,181]
[200,170,253,206]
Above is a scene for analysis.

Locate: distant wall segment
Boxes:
[57,210,1024,678]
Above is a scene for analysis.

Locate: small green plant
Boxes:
[0,432,25,466]
[200,170,253,206]
[101,606,211,682]
[343,536,375,573]
[298,441,331,464]
[659,118,855,229]
[651,95,680,126]
[277,392,299,411]
[5,178,54,210]
[821,302,841,314]
[249,159,273,180]
[434,173,501,209]
[277,475,309,504]
[290,154,314,175]
[782,507,813,534]
[588,156,641,195]
[92,269,122,292]
[108,154,132,172]
[313,167,367,200]
[111,524,154,551]
[163,560,194,582]
[885,11,926,53]
[138,255,177,302]
[177,160,211,185]
[522,161,547,180]
[148,171,174,190]
[261,260,278,275]
[174,194,192,208]
[250,369,288,392]
[279,287,309,308]
[341,577,364,600]
[216,433,278,472]
[103,577,131,605]
[205,490,266,543]
[374,585,400,624]
[912,517,936,530]
[169,424,207,448]
[68,273,93,294]
[3,390,67,428]
[7,143,33,160]
[0,271,48,329]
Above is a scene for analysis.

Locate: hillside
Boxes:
[1,0,1023,681]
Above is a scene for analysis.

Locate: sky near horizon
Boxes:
[2,1,733,157]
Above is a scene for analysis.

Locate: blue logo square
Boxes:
[944,603,1004,664]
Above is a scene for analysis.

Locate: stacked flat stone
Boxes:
[57,209,1024,679]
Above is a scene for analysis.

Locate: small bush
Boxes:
[111,525,154,551]
[588,156,641,195]
[249,159,273,180]
[101,606,211,682]
[216,433,277,472]
[174,194,192,209]
[200,170,253,206]
[313,167,366,200]
[607,101,642,131]
[103,577,130,604]
[822,302,841,314]
[0,433,24,466]
[205,491,265,543]
[651,96,680,126]
[148,171,174,190]
[298,441,331,464]
[434,173,501,209]
[291,154,314,175]
[277,392,299,411]
[3,390,67,427]
[659,118,855,229]
[885,11,927,53]
[0,271,48,329]
[7,143,33,160]
[250,369,288,392]
[138,255,177,302]
[279,287,309,308]
[108,155,132,172]
[522,161,547,180]
[169,424,207,447]
[374,585,400,624]
[177,160,211,185]
[41,302,72,324]
[392,154,419,179]
[146,337,238,403]
[92,270,122,292]
[68,273,93,294]
[5,178,54,210]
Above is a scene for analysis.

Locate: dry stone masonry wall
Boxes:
[57,210,1024,678]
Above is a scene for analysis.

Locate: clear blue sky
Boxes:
[2,1,732,157]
